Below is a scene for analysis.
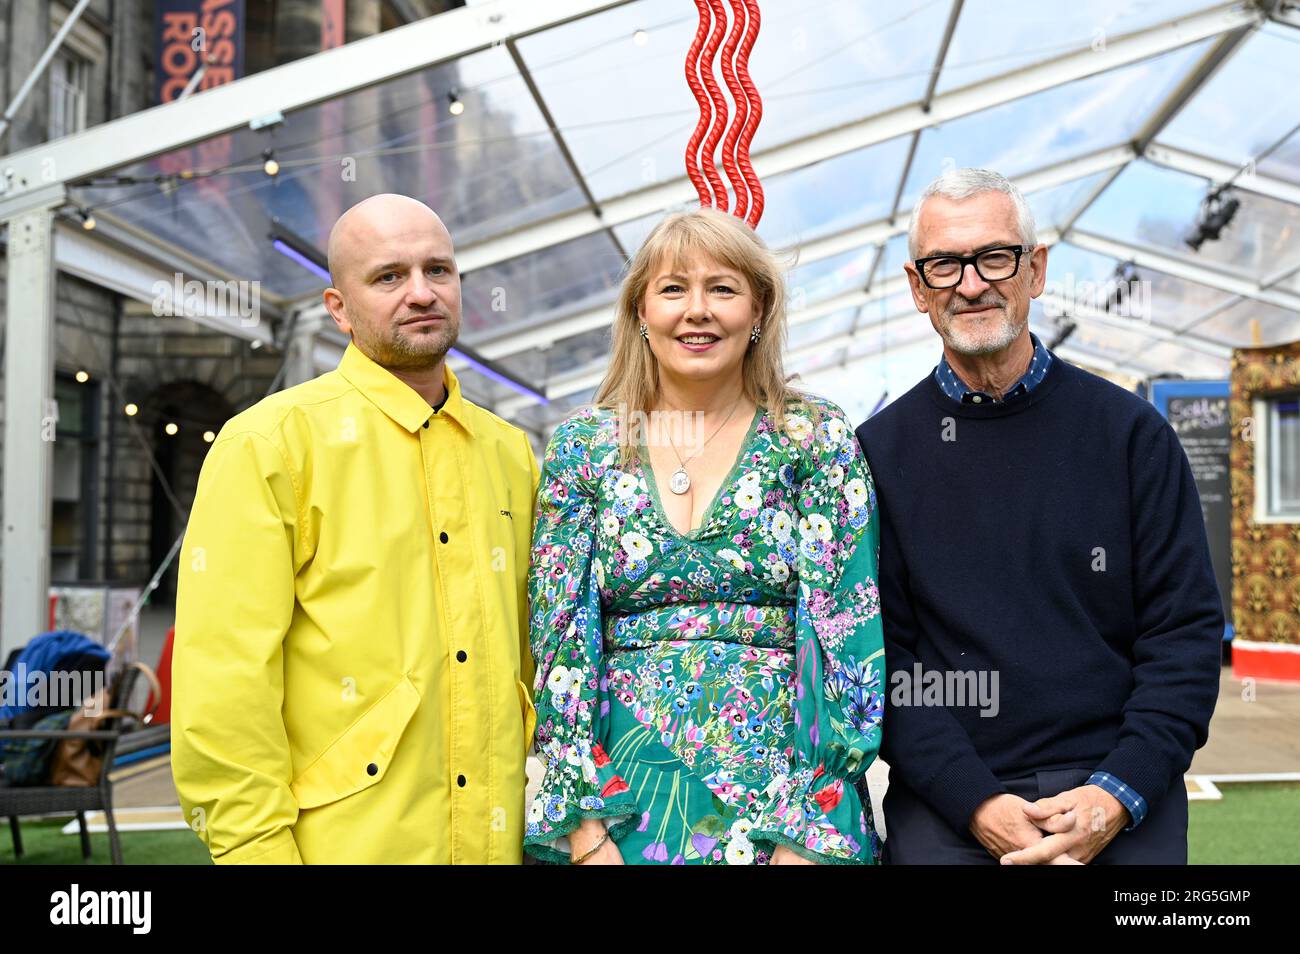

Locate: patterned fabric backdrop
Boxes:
[1230,343,1300,646]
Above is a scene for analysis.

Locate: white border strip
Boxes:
[1232,639,1300,654]
[59,806,190,835]
[1186,776,1222,801]
[1185,772,1300,801]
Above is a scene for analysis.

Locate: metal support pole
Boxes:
[1,199,60,658]
[283,307,325,388]
[0,0,95,146]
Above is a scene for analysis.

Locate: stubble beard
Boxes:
[367,317,458,372]
[939,293,1025,356]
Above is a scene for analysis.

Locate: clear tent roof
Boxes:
[66,0,1300,433]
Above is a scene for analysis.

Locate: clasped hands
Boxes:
[969,784,1128,865]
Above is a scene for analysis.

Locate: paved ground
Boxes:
[1189,669,1300,775]
[113,760,181,809]
[115,661,1300,819]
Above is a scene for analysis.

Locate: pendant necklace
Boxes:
[662,397,743,495]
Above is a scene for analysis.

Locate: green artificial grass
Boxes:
[2,782,1292,865]
[1188,782,1300,865]
[0,818,211,865]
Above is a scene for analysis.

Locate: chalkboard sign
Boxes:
[1152,381,1232,637]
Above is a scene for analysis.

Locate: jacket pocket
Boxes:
[516,678,536,753]
[290,675,421,810]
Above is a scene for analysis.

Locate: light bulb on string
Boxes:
[79,207,96,230]
[262,149,280,177]
[124,403,138,417]
[165,422,179,436]
[75,370,90,383]
[633,29,649,46]
[448,91,464,116]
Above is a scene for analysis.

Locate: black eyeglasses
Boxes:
[913,244,1032,289]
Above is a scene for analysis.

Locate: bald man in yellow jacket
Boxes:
[172,195,537,864]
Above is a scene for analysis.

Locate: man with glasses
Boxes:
[855,168,1222,864]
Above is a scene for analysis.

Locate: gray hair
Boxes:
[907,168,1037,259]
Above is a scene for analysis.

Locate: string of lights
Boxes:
[63,19,1096,227]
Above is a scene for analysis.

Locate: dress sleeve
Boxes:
[523,413,640,863]
[749,402,886,864]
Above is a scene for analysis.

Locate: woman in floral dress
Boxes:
[524,208,885,865]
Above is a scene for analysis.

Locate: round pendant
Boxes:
[669,467,691,495]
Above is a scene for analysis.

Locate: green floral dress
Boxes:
[523,396,885,865]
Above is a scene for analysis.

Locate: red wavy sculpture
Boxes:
[698,0,731,213]
[684,0,714,207]
[735,0,764,227]
[719,0,749,220]
[683,0,764,227]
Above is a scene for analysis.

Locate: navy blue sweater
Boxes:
[855,356,1222,832]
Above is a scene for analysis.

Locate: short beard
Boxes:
[360,319,457,372]
[938,293,1024,356]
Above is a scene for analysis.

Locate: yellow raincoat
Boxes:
[172,342,538,864]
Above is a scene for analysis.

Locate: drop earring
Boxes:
[640,324,649,341]
[750,324,761,343]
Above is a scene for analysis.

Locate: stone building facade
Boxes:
[1,0,461,605]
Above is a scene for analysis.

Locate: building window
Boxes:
[48,50,88,140]
[1257,393,1300,521]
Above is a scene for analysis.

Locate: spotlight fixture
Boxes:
[75,370,89,383]
[447,91,464,116]
[262,149,280,176]
[124,403,139,416]
[1184,186,1239,251]
[1047,319,1077,350]
[1104,261,1139,315]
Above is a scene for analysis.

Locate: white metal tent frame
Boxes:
[1,0,1298,644]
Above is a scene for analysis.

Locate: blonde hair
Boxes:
[593,207,811,461]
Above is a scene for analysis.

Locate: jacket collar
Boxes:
[338,341,474,436]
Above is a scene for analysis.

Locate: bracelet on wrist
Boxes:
[571,832,609,865]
